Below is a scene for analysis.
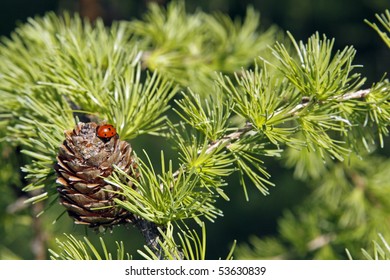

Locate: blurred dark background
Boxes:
[1,0,389,259]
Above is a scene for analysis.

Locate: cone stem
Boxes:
[134,219,165,259]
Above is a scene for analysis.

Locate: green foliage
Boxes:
[347,234,390,260]
[171,124,233,200]
[0,2,389,260]
[174,89,233,141]
[271,32,368,161]
[108,151,222,225]
[365,10,390,48]
[218,64,299,146]
[273,32,365,99]
[0,141,33,260]
[0,12,178,204]
[138,222,207,260]
[235,155,390,259]
[49,223,235,260]
[49,234,130,260]
[107,63,177,139]
[138,222,236,260]
[128,0,278,93]
[173,87,280,199]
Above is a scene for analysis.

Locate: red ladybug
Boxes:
[96,124,117,139]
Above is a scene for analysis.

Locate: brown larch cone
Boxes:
[54,122,137,228]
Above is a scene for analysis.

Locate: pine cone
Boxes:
[55,122,137,228]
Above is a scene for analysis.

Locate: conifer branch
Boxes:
[50,234,130,260]
[338,88,371,100]
[203,86,373,152]
[197,87,373,157]
[365,10,390,48]
[288,88,372,115]
[1,3,389,261]
[205,122,254,154]
[175,87,373,179]
[169,121,254,183]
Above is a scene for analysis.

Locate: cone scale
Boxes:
[55,122,137,228]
